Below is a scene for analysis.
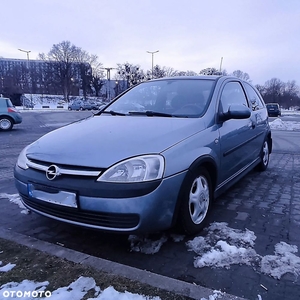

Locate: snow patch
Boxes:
[269,118,300,130]
[0,261,16,272]
[0,193,30,214]
[186,222,300,280]
[0,276,160,300]
[261,242,300,280]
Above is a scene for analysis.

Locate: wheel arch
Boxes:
[171,155,218,227]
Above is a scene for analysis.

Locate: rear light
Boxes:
[8,107,18,113]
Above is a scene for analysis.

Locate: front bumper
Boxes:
[14,164,186,233]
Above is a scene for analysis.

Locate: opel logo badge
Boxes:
[46,165,60,181]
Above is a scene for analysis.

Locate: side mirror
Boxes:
[220,104,251,122]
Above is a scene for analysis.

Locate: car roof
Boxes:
[149,75,246,83]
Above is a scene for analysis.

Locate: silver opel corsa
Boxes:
[14,76,272,235]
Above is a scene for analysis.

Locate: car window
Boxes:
[6,99,14,108]
[244,82,264,111]
[266,104,279,109]
[219,81,248,113]
[106,79,215,117]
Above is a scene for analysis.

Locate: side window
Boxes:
[220,82,248,113]
[244,83,264,111]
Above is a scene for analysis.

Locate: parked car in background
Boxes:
[15,76,272,235]
[68,100,92,111]
[266,103,281,117]
[0,97,22,131]
[89,101,101,110]
[57,100,67,105]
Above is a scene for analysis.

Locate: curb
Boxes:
[0,228,246,300]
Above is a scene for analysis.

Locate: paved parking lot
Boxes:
[1,111,300,300]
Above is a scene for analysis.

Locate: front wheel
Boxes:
[178,167,212,235]
[256,140,270,171]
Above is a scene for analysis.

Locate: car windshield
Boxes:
[103,79,215,118]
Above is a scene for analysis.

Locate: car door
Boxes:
[243,82,269,158]
[218,81,257,184]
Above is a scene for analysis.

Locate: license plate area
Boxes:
[28,183,77,208]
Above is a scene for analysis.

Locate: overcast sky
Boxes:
[1,0,300,85]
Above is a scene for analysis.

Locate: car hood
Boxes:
[26,115,206,168]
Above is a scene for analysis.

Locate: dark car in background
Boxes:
[15,76,272,235]
[0,97,22,131]
[266,103,281,117]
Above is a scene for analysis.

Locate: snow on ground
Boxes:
[269,118,300,131]
[0,261,16,272]
[0,193,29,214]
[0,276,161,300]
[186,222,300,280]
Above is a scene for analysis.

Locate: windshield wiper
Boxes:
[99,110,126,116]
[128,111,174,117]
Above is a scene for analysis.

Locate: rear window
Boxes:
[6,99,14,108]
[0,98,13,108]
[266,104,279,109]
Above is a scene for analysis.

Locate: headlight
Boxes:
[17,146,30,170]
[97,155,165,183]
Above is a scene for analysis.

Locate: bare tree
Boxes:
[151,65,166,79]
[90,60,105,97]
[199,67,222,75]
[232,70,251,82]
[116,63,146,87]
[163,67,178,77]
[263,78,285,104]
[39,41,85,101]
[282,80,299,108]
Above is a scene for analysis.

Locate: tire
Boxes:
[80,107,84,111]
[178,167,212,235]
[0,116,13,131]
[256,139,270,171]
[68,107,72,111]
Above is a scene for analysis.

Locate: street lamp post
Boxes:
[18,48,33,108]
[147,50,159,79]
[102,67,116,102]
[219,57,223,73]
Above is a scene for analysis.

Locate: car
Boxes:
[0,97,22,131]
[14,76,272,235]
[266,103,281,117]
[89,101,101,110]
[57,100,67,105]
[68,100,92,111]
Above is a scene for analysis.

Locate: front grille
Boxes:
[21,194,140,229]
[27,159,102,178]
